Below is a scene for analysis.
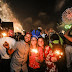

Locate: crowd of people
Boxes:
[0,26,72,72]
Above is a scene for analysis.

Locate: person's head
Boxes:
[49,28,54,33]
[24,33,31,43]
[50,34,59,41]
[38,37,44,47]
[31,37,37,47]
[38,27,43,32]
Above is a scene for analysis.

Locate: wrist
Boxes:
[7,47,10,50]
[64,34,67,37]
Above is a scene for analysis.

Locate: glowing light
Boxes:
[2,33,7,37]
[55,50,60,55]
[23,30,25,31]
[31,49,38,53]
[62,30,65,34]
[59,56,61,58]
[64,25,71,29]
[0,1,24,35]
[61,52,63,55]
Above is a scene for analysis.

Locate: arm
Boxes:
[3,41,15,55]
[7,49,14,55]
[4,45,14,55]
[64,27,72,42]
[64,34,72,42]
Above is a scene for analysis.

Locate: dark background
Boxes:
[3,0,72,31]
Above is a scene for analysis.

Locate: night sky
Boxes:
[3,0,72,31]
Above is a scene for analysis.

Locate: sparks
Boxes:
[31,49,38,53]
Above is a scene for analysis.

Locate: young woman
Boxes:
[38,37,44,50]
[38,37,46,71]
[44,45,57,72]
[29,37,43,72]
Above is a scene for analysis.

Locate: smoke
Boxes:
[0,0,24,34]
[55,0,66,12]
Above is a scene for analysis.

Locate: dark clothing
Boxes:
[0,59,11,72]
[28,67,43,72]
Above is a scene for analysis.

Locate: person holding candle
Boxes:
[29,30,44,72]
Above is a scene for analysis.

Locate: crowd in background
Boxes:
[0,26,72,72]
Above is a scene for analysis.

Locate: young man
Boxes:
[4,33,31,72]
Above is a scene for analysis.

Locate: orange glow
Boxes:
[55,50,60,55]
[61,52,63,55]
[31,49,38,53]
[59,56,61,58]
[0,2,24,35]
[2,33,7,37]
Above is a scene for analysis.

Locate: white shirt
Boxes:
[0,37,16,59]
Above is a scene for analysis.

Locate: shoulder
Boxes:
[45,45,50,49]
[38,46,43,51]
[45,45,52,51]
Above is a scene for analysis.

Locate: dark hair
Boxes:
[38,37,46,47]
[38,29,42,32]
[50,34,59,41]
[38,37,44,41]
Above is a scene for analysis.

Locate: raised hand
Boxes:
[3,41,9,49]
